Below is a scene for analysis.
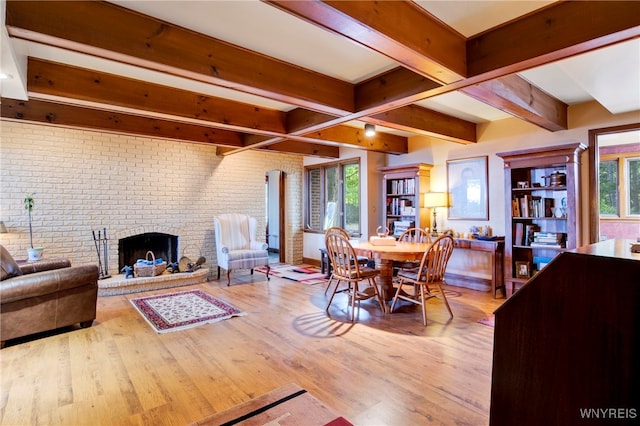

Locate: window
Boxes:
[305,160,360,235]
[600,151,640,218]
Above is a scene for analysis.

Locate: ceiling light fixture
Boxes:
[364,123,376,137]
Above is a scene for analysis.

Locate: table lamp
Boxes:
[424,192,449,236]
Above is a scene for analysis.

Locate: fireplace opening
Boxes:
[118,232,178,271]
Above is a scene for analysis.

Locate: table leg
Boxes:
[375,258,395,301]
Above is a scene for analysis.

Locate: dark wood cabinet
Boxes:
[379,163,432,237]
[490,239,640,425]
[497,143,586,295]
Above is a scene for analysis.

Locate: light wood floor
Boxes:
[0,270,504,426]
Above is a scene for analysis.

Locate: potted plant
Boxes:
[24,193,44,261]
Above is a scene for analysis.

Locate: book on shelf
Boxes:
[530,242,565,248]
[520,196,529,218]
[544,198,555,217]
[514,194,546,217]
[532,232,566,248]
[512,198,521,217]
[514,223,524,245]
[533,232,566,243]
[393,220,413,237]
[524,224,540,246]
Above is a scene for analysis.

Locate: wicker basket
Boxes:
[134,251,167,277]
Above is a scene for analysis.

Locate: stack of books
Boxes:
[392,220,414,237]
[530,232,566,248]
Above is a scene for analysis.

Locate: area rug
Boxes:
[256,264,328,285]
[189,383,352,426]
[477,314,495,327]
[130,289,245,333]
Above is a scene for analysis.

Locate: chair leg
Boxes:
[420,285,427,326]
[370,278,386,313]
[227,269,232,286]
[324,275,335,294]
[390,281,403,313]
[439,283,454,318]
[217,266,221,280]
[325,279,340,312]
[265,265,270,280]
[350,282,358,322]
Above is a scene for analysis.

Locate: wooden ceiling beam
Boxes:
[259,140,340,158]
[355,67,441,113]
[0,97,244,146]
[301,125,407,154]
[5,0,354,115]
[236,124,408,155]
[370,105,477,144]
[267,0,466,84]
[28,58,409,154]
[467,1,640,78]
[462,75,568,132]
[27,58,289,135]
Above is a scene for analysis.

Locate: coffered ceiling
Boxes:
[1,1,639,158]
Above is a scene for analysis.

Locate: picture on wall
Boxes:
[447,156,489,220]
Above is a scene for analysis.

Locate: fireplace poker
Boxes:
[102,227,111,279]
[92,229,103,277]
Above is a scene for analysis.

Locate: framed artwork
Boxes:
[515,261,531,279]
[447,156,489,220]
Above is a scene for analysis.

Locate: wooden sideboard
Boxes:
[446,237,505,298]
[490,239,640,425]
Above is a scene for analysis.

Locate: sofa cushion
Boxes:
[0,245,23,281]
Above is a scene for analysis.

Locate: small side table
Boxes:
[319,248,331,278]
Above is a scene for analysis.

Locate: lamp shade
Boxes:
[424,192,449,208]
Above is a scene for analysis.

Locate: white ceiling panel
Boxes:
[113,0,397,83]
[557,39,640,114]
[416,91,512,123]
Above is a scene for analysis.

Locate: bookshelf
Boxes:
[497,143,586,295]
[379,163,432,237]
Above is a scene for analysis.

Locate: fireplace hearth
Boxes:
[118,232,178,271]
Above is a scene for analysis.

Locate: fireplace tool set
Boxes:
[92,228,111,279]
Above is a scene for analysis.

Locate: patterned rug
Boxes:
[190,383,352,425]
[255,264,328,285]
[130,289,245,333]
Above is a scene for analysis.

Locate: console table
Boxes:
[448,238,505,298]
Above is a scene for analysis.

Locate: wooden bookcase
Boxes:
[379,163,432,237]
[497,143,586,295]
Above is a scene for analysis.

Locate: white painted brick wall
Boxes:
[0,121,304,275]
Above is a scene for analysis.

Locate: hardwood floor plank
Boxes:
[0,272,503,425]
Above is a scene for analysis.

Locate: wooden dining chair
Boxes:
[324,232,386,322]
[393,227,432,273]
[323,227,369,295]
[390,235,454,326]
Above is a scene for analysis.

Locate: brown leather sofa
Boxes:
[1,245,99,348]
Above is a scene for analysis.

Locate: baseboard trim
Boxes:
[444,272,491,292]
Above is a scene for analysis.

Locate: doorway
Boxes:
[588,123,640,243]
[265,170,285,263]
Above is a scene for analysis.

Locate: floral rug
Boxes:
[130,289,245,333]
[255,264,328,285]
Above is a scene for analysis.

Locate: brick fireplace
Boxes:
[0,121,303,271]
[118,232,178,270]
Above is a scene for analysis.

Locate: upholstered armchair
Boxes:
[213,214,270,285]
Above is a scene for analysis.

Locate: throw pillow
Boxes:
[0,245,22,280]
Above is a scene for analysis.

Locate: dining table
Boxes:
[350,240,432,301]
